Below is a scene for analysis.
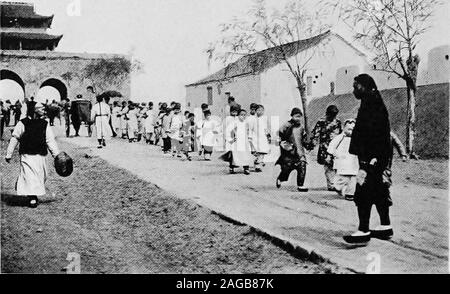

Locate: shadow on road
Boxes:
[1,194,30,208]
[1,193,60,207]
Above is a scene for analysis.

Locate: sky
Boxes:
[2,0,449,103]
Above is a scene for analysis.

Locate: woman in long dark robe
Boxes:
[344,74,394,244]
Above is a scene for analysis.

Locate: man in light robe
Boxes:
[90,95,111,148]
[5,101,60,208]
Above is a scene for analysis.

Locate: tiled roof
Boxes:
[0,2,53,20]
[1,32,62,40]
[187,30,338,87]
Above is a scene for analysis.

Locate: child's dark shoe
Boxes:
[297,186,309,192]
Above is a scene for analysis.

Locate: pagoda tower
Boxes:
[0,1,63,50]
[1,1,130,101]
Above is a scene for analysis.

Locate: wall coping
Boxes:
[1,50,130,60]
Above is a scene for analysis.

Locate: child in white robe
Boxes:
[120,102,129,139]
[251,104,271,172]
[221,108,252,174]
[144,102,156,144]
[126,104,139,142]
[168,104,183,157]
[222,104,240,153]
[137,103,147,142]
[111,101,122,136]
[327,119,359,200]
[5,101,60,208]
[200,110,219,161]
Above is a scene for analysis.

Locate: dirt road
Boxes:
[0,130,346,274]
[57,126,448,274]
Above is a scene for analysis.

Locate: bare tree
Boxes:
[208,0,330,138]
[324,0,441,159]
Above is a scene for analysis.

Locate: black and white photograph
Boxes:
[0,0,448,277]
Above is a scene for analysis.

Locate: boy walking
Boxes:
[275,108,309,192]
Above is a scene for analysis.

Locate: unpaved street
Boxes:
[1,130,346,274]
[56,125,448,274]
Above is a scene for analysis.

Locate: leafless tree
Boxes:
[207,0,330,138]
[323,0,441,159]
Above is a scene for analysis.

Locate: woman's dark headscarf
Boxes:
[349,74,391,169]
[354,74,384,108]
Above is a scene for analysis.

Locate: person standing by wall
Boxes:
[70,95,83,137]
[343,74,393,244]
[4,100,12,127]
[13,100,22,126]
[61,98,71,137]
[310,105,342,191]
[86,86,96,105]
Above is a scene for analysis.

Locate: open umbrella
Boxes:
[101,90,123,98]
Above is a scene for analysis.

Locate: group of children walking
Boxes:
[108,100,273,173]
[106,98,363,198]
[87,74,398,245]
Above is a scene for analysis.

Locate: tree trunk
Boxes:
[406,55,420,159]
[296,82,310,140]
[406,85,418,159]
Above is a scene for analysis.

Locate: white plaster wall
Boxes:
[336,65,361,94]
[423,45,449,85]
[185,74,261,118]
[338,45,449,92]
[260,34,368,123]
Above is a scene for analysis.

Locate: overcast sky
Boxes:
[7,0,450,103]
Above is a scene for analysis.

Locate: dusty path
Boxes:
[0,130,345,274]
[57,127,448,274]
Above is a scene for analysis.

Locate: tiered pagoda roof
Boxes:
[0,1,63,50]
